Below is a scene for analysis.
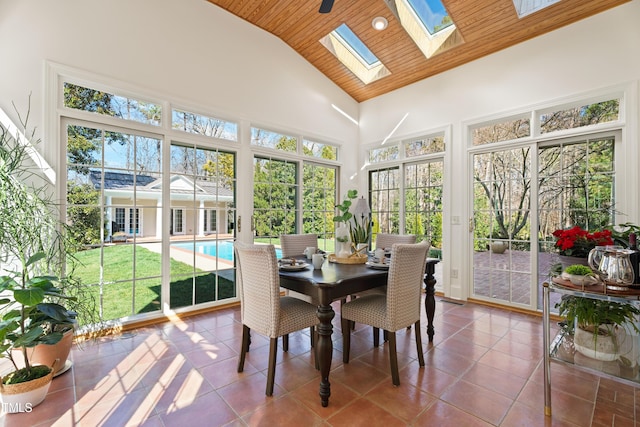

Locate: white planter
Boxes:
[573,323,633,362]
[0,368,53,412]
[335,224,351,258]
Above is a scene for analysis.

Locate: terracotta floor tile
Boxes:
[478,348,539,379]
[216,371,284,416]
[364,380,436,422]
[329,359,388,394]
[462,362,527,399]
[437,333,490,361]
[441,379,514,425]
[292,377,359,418]
[2,298,639,426]
[414,399,494,426]
[454,327,503,348]
[157,390,238,427]
[326,397,406,427]
[201,355,258,389]
[424,346,476,377]
[400,363,458,397]
[501,401,581,427]
[144,369,214,413]
[242,394,325,427]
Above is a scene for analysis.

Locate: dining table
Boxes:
[278,256,440,407]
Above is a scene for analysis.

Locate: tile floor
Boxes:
[1,296,638,426]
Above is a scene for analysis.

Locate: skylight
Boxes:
[320,24,390,85]
[390,0,463,59]
[334,24,379,67]
[512,0,562,18]
[407,0,454,35]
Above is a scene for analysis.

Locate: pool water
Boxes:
[173,240,282,260]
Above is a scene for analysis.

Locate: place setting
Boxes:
[278,258,310,271]
[365,247,391,270]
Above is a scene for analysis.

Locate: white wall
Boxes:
[360,0,640,299]
[2,0,639,302]
[0,0,360,185]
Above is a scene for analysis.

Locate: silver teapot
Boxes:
[592,247,635,284]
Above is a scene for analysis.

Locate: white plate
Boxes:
[366,261,389,270]
[279,263,309,271]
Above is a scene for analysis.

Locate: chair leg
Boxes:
[283,334,289,352]
[414,320,425,367]
[387,330,400,386]
[237,325,250,373]
[342,320,352,363]
[373,327,380,347]
[309,326,314,347]
[266,337,278,396]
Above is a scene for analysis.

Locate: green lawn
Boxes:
[70,245,236,323]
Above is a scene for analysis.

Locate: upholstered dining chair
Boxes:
[354,233,418,345]
[341,242,430,386]
[234,242,319,396]
[280,233,318,258]
[374,233,416,250]
[279,233,319,347]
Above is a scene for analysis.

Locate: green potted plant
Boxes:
[0,104,93,409]
[556,295,640,363]
[563,264,598,286]
[334,189,371,253]
[0,253,76,411]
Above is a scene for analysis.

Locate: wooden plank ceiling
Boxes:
[206,0,629,102]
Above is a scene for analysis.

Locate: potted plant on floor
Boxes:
[556,295,640,364]
[0,253,76,412]
[0,104,90,410]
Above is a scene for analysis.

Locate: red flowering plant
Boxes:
[552,226,614,258]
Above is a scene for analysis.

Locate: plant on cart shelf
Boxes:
[556,295,640,362]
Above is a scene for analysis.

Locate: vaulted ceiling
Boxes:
[206,0,629,102]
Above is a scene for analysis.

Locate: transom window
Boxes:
[251,127,297,152]
[63,82,161,126]
[172,109,237,141]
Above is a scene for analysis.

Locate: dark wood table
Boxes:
[279,257,440,407]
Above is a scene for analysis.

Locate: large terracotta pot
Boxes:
[11,329,73,376]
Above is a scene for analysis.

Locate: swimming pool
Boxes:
[173,240,282,261]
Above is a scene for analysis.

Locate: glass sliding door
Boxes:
[169,143,236,309]
[253,156,298,243]
[65,121,163,321]
[370,167,401,239]
[472,147,532,306]
[302,163,337,252]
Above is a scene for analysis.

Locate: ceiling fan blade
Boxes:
[319,0,334,13]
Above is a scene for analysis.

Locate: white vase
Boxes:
[335,224,351,258]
